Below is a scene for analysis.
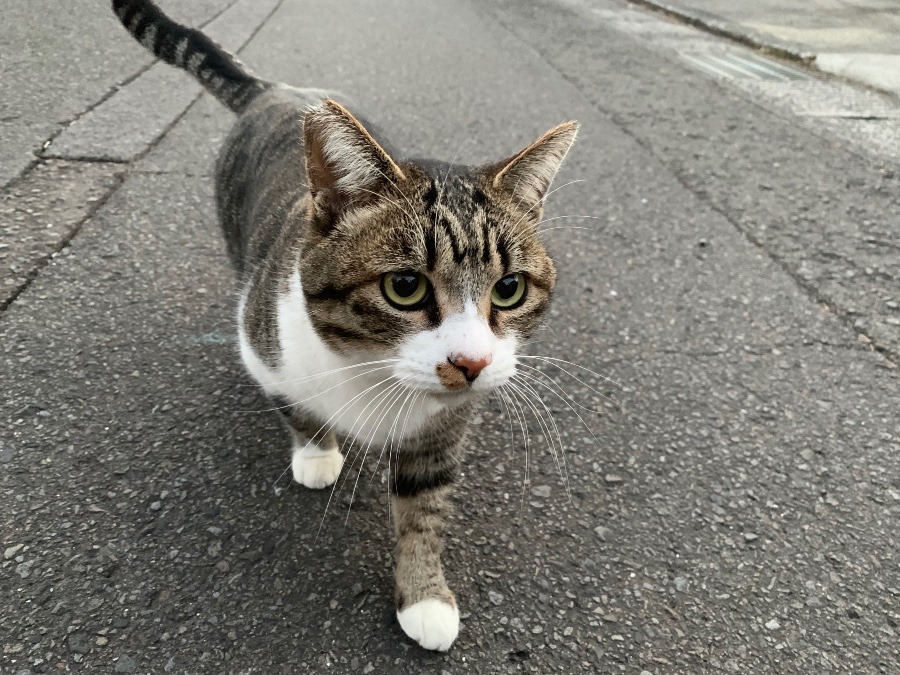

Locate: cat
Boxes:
[113,0,577,652]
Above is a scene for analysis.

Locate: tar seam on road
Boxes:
[0,0,288,318]
[1,0,241,195]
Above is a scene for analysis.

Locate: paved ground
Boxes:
[0,0,235,189]
[634,0,900,95]
[1,0,899,673]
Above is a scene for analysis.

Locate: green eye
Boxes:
[491,273,526,309]
[382,271,429,308]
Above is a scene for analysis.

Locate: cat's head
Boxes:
[299,100,577,400]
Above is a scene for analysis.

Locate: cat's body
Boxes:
[113,0,577,651]
[219,89,451,447]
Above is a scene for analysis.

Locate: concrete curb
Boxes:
[628,0,815,62]
[629,0,900,99]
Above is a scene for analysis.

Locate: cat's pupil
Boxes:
[393,273,420,298]
[495,275,519,300]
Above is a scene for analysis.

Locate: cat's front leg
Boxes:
[392,438,461,651]
[276,402,343,489]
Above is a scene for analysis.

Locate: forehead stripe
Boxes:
[433,208,467,264]
[424,224,438,270]
[480,211,492,263]
[496,233,510,271]
[422,180,438,211]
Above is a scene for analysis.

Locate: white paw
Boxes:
[397,598,460,652]
[291,443,343,489]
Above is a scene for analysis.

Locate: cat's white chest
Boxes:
[237,271,443,445]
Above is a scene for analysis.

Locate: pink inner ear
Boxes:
[303,100,404,200]
[492,121,579,210]
[304,115,337,194]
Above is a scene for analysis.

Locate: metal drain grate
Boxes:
[679,51,811,81]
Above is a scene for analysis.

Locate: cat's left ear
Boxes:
[304,99,405,213]
[487,121,579,214]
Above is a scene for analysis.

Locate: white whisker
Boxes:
[517,355,624,390]
[536,226,590,233]
[511,375,572,501]
[343,380,414,523]
[512,179,585,229]
[514,369,602,446]
[238,363,397,413]
[498,387,531,515]
[507,378,567,495]
[272,373,399,493]
[535,214,605,227]
[517,364,608,415]
[239,358,400,389]
[316,377,410,540]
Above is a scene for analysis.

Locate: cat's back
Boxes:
[215,87,333,275]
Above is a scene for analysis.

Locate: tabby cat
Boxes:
[113,0,577,651]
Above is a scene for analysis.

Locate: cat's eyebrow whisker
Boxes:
[361,173,432,257]
[535,214,605,227]
[438,137,471,198]
[510,375,573,502]
[373,167,431,233]
[511,178,586,229]
[356,186,430,259]
[354,185,418,223]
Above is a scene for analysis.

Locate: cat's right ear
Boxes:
[303,100,405,214]
[487,121,579,216]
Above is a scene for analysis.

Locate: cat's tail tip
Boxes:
[111,0,271,114]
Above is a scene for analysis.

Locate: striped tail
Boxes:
[112,0,271,113]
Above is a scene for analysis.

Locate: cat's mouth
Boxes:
[425,388,481,406]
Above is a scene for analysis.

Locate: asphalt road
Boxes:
[2,0,899,673]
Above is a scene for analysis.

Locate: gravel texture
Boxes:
[1,0,898,673]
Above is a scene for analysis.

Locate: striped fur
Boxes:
[111,0,578,652]
[112,0,269,112]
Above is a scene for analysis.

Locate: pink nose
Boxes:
[448,354,493,383]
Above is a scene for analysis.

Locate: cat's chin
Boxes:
[425,388,490,406]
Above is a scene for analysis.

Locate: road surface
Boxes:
[2,0,898,672]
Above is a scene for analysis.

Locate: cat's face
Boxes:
[299,101,577,401]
